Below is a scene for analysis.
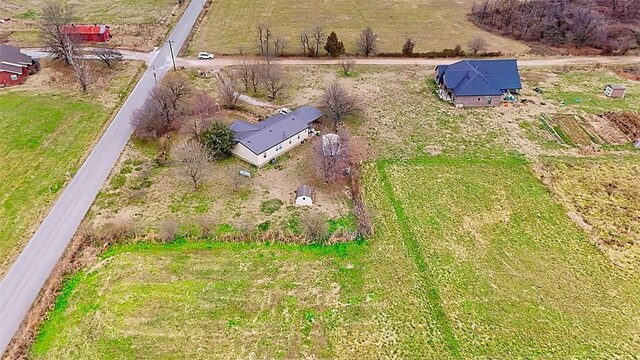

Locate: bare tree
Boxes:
[237,60,261,92]
[274,36,286,56]
[259,63,287,100]
[313,126,352,183]
[163,73,191,110]
[172,139,210,189]
[70,58,93,92]
[339,56,355,76]
[94,45,122,68]
[311,26,325,57]
[182,91,217,138]
[323,81,358,128]
[131,77,190,139]
[40,2,77,64]
[358,27,378,56]
[218,74,241,109]
[300,30,312,56]
[468,37,488,55]
[256,23,273,55]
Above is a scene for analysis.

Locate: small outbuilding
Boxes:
[604,84,626,98]
[295,185,314,206]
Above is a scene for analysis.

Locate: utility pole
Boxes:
[167,40,177,71]
[152,65,157,86]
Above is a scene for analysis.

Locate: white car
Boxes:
[197,52,214,59]
[279,108,293,115]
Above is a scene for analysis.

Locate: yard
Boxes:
[31,155,640,358]
[0,60,143,274]
[188,0,529,55]
[522,66,640,114]
[0,0,181,50]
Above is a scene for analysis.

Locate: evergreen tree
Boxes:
[324,31,345,57]
[199,122,235,159]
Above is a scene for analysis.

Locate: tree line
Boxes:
[470,0,640,54]
[256,24,379,57]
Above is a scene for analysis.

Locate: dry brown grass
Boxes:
[543,157,640,271]
[188,0,529,55]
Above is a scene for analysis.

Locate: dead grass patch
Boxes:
[544,157,640,270]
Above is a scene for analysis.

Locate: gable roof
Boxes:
[231,106,323,154]
[438,59,521,96]
[0,45,32,74]
[606,84,626,90]
[61,24,108,35]
[296,184,313,198]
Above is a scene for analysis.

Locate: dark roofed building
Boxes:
[435,59,522,107]
[230,106,323,166]
[0,45,38,87]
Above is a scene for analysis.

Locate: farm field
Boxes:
[0,61,143,274]
[374,156,640,357]
[32,155,640,358]
[0,0,180,49]
[188,0,529,55]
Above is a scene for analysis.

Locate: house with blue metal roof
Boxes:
[230,106,323,166]
[435,59,522,107]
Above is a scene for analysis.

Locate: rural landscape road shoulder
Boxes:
[177,55,640,68]
[0,1,205,355]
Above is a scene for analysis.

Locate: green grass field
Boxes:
[0,93,104,270]
[541,68,640,114]
[189,0,529,55]
[0,62,143,273]
[32,155,640,358]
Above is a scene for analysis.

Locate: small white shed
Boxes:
[295,185,314,206]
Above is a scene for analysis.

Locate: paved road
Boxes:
[0,1,205,355]
[179,55,640,68]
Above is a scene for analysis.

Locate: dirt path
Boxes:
[178,55,640,68]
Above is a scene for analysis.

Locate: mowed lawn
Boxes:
[31,155,640,358]
[190,0,529,55]
[0,93,110,271]
[31,241,450,358]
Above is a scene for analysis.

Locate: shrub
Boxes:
[158,217,179,243]
[200,122,235,159]
[302,211,329,244]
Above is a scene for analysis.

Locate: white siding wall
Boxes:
[231,128,311,167]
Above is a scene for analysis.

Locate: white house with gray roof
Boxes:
[230,106,324,167]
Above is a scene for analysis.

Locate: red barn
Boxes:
[61,24,112,42]
[0,45,38,87]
